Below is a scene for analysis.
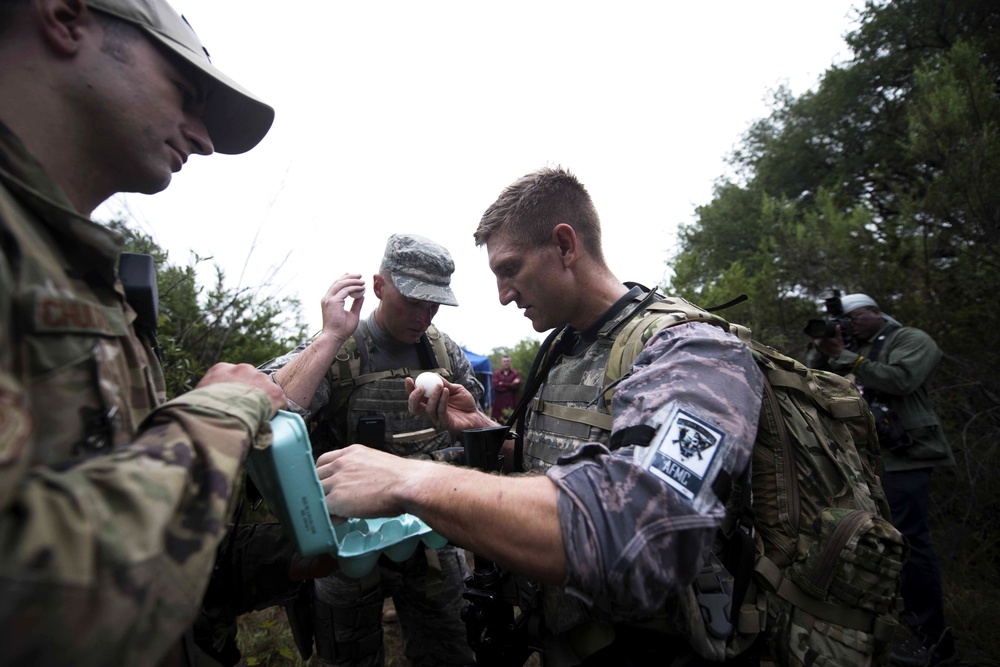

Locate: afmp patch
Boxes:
[639,403,725,512]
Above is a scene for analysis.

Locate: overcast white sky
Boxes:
[95,1,861,356]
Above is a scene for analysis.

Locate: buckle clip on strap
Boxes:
[694,568,733,640]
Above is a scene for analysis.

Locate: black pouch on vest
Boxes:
[356,414,386,449]
[867,398,911,452]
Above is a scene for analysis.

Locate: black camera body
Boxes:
[803,290,855,350]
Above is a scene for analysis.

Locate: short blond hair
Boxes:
[474,166,606,263]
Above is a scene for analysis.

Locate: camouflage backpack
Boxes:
[604,297,906,667]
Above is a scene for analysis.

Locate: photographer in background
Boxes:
[805,293,955,667]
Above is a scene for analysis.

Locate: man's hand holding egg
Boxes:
[415,371,444,397]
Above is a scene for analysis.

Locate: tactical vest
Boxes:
[0,177,164,465]
[521,291,657,472]
[523,292,733,472]
[519,292,904,666]
[310,319,454,459]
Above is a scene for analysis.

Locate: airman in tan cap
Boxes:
[0,1,289,664]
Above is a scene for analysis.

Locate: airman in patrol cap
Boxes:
[261,233,481,666]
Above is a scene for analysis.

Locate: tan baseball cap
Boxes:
[87,0,274,155]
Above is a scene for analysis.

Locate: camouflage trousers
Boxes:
[313,544,474,667]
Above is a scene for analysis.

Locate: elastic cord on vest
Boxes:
[851,355,865,373]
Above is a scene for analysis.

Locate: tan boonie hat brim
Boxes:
[87,0,274,155]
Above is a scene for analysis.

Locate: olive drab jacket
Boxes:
[807,320,953,472]
[0,121,275,666]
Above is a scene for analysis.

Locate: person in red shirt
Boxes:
[491,354,522,421]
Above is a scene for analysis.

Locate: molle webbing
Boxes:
[604,298,731,391]
[345,376,450,457]
[530,397,613,432]
[331,322,453,457]
[528,296,730,440]
[333,323,452,392]
[522,291,660,469]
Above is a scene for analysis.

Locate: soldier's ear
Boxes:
[551,223,579,269]
[372,273,386,299]
[36,0,95,57]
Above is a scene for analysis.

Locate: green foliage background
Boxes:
[667,1,1000,661]
[100,2,1000,661]
[106,219,308,397]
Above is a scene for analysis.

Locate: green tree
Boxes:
[671,0,1000,354]
[901,39,1000,357]
[667,2,1000,658]
[106,220,308,397]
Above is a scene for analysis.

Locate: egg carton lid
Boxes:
[245,411,447,578]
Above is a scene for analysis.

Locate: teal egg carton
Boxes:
[245,410,447,578]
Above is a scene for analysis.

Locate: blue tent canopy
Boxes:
[461,347,493,410]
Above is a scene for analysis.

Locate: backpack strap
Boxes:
[604,297,732,401]
[335,323,451,391]
[757,354,803,532]
[424,324,454,380]
[860,323,900,405]
[866,323,901,364]
[528,295,733,437]
[517,289,658,436]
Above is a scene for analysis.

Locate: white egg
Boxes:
[415,372,444,396]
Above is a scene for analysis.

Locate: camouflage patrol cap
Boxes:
[86,0,274,154]
[380,234,459,307]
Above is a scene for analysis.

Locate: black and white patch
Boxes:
[638,403,726,511]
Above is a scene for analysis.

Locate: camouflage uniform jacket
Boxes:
[261,311,483,458]
[0,123,275,666]
[806,320,953,472]
[520,288,764,638]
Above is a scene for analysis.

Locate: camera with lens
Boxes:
[803,290,855,350]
